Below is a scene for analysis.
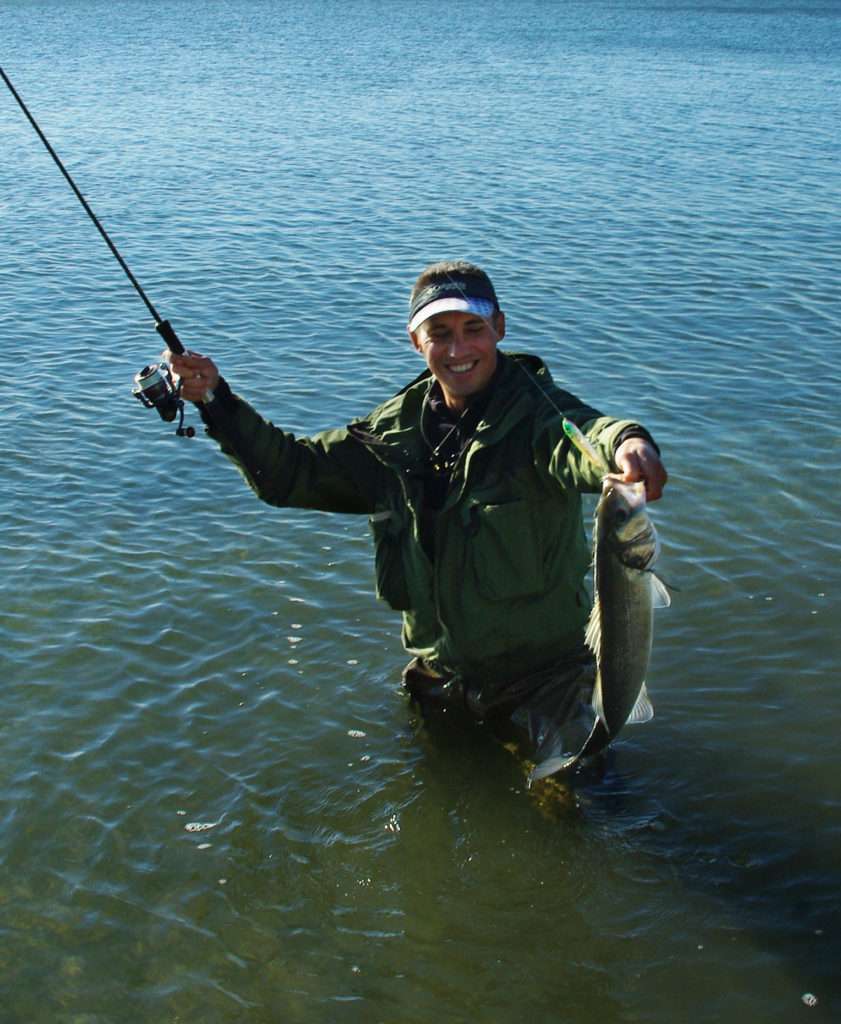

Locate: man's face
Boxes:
[409,309,505,411]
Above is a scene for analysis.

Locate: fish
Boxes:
[531,477,670,781]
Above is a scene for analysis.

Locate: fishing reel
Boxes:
[132,361,195,437]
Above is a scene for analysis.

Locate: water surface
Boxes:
[1,1,840,1021]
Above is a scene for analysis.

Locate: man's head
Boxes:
[408,260,500,332]
[408,261,506,411]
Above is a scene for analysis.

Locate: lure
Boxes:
[562,417,611,477]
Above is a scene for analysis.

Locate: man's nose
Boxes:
[447,329,466,356]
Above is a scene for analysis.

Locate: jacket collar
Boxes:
[348,351,556,469]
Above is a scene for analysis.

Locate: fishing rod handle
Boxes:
[155,319,185,355]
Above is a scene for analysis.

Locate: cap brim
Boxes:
[408,297,496,333]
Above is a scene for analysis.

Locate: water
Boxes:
[1,1,840,1020]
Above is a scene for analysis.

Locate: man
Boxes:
[169,261,667,773]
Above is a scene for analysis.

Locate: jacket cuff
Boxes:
[198,376,237,426]
[613,426,660,457]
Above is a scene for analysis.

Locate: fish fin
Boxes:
[585,600,605,726]
[650,572,672,609]
[627,683,655,724]
[584,597,601,653]
[591,674,606,728]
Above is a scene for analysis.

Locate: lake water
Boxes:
[1,1,840,1021]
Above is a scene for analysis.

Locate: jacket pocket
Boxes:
[467,500,546,601]
[369,510,412,611]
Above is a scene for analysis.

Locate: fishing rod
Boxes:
[1,64,195,436]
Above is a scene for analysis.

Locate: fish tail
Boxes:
[528,720,611,784]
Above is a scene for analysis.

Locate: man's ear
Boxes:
[408,327,424,354]
[493,310,506,342]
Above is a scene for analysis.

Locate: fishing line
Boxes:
[0,64,183,355]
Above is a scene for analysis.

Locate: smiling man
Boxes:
[169,260,667,776]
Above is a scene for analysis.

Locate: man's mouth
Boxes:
[447,360,478,375]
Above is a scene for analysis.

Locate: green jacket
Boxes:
[202,352,649,698]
